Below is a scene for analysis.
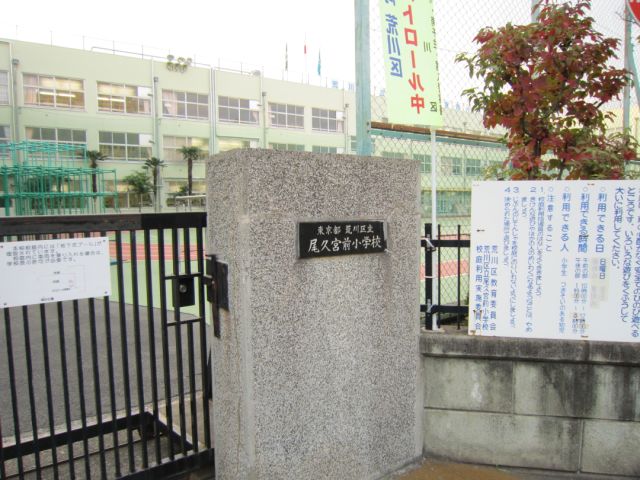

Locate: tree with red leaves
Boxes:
[457,0,638,180]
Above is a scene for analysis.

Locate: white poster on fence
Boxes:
[0,236,111,308]
[469,180,640,343]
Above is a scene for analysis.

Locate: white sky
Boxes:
[1,0,357,84]
[0,0,632,101]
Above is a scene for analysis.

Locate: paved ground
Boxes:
[0,300,207,437]
[394,459,627,480]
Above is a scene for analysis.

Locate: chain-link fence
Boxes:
[365,0,634,308]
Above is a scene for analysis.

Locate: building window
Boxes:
[26,127,86,145]
[269,143,304,152]
[162,90,209,120]
[312,146,338,154]
[312,108,344,133]
[23,74,84,109]
[439,157,462,176]
[414,154,431,173]
[163,135,209,161]
[166,179,206,196]
[0,125,10,159]
[269,103,304,129]
[0,125,9,143]
[99,132,152,161]
[218,137,258,152]
[26,127,86,160]
[218,96,259,124]
[382,151,405,159]
[0,72,8,105]
[97,82,151,115]
[465,159,483,177]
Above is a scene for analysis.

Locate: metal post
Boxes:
[624,4,632,133]
[630,46,640,113]
[355,0,374,156]
[430,127,439,330]
[531,0,540,22]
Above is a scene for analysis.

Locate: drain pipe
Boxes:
[1,40,20,143]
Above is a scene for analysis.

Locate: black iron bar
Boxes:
[172,228,188,455]
[183,226,199,450]
[437,224,442,329]
[57,301,76,479]
[457,225,462,330]
[2,411,155,458]
[187,323,198,451]
[39,303,59,480]
[166,318,202,328]
[157,228,174,460]
[4,308,25,479]
[0,212,206,237]
[22,304,42,479]
[424,223,433,330]
[115,230,135,473]
[129,230,149,469]
[87,231,107,479]
[196,227,211,449]
[88,294,107,479]
[144,228,162,465]
[72,299,91,478]
[103,293,122,477]
[0,407,4,480]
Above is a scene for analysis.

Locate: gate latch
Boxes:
[204,255,229,338]
[421,236,437,253]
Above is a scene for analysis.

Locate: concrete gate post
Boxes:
[206,150,422,480]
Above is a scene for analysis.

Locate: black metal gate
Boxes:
[0,213,214,479]
[422,223,470,330]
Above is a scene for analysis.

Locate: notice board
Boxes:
[0,236,111,308]
[469,180,640,343]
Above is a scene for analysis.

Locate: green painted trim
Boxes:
[355,0,374,156]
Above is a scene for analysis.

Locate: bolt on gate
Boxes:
[422,223,470,330]
[0,213,215,479]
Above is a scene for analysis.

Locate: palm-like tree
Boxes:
[179,146,202,196]
[144,156,165,210]
[122,170,152,212]
[86,150,107,194]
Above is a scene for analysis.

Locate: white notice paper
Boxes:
[0,236,111,308]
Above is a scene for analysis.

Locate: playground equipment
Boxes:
[0,141,118,216]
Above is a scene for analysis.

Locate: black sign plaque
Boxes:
[298,221,387,259]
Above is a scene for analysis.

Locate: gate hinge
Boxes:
[204,254,229,338]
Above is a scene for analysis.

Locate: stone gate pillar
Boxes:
[206,150,421,480]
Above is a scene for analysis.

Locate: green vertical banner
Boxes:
[379,0,443,127]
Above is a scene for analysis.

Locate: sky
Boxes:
[0,0,633,102]
[1,0,357,85]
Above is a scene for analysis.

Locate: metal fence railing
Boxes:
[0,213,213,480]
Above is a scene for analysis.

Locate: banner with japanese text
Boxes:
[379,0,443,127]
[470,180,640,343]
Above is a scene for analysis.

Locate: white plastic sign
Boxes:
[469,180,640,343]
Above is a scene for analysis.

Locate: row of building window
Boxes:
[0,124,348,160]
[0,124,492,175]
[0,73,345,132]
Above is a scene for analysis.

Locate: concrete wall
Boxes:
[421,333,640,477]
[207,149,422,480]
